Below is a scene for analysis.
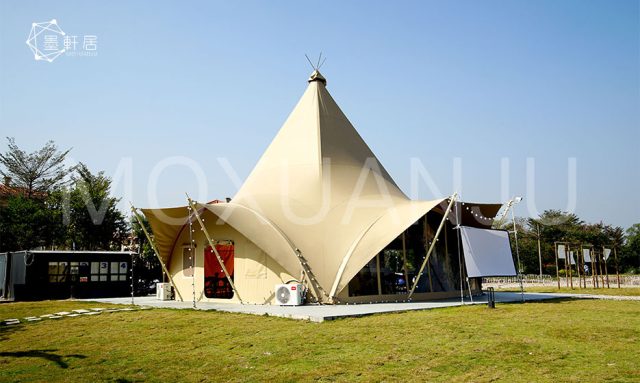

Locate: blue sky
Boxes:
[1,0,638,229]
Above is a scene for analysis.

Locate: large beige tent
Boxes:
[140,70,501,305]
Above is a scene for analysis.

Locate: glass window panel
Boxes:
[119,262,127,274]
[99,275,107,282]
[110,262,119,274]
[59,262,69,276]
[91,275,99,282]
[80,262,90,276]
[119,275,127,281]
[49,275,58,283]
[70,265,79,275]
[48,262,59,275]
[183,248,193,277]
[91,262,100,274]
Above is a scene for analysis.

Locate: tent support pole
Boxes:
[408,193,457,300]
[186,195,244,304]
[427,215,435,292]
[131,205,184,302]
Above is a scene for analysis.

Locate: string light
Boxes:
[188,205,197,309]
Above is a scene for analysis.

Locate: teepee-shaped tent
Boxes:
[140,69,500,304]
[209,70,441,300]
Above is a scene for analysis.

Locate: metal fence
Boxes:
[483,274,640,287]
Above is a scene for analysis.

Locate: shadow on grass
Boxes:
[0,323,24,341]
[0,349,86,368]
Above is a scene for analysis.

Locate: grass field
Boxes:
[1,299,639,382]
[498,287,640,296]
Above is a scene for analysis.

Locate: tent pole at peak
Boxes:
[131,205,184,302]
[408,193,458,300]
[186,195,244,304]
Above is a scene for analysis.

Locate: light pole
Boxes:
[507,196,524,302]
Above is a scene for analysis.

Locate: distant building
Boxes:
[0,250,134,301]
[0,176,46,206]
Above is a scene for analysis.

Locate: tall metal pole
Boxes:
[510,203,524,301]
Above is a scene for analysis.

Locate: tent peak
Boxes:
[308,70,326,85]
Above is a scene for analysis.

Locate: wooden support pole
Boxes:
[592,250,597,288]
[408,194,457,300]
[598,250,605,288]
[564,246,569,288]
[575,244,582,288]
[554,242,560,290]
[590,247,596,288]
[568,245,573,289]
[130,206,184,302]
[614,246,620,288]
[186,196,243,304]
[580,245,586,289]
[604,247,610,289]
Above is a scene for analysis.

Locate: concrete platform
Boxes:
[84,292,577,322]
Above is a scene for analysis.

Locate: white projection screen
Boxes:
[460,226,517,278]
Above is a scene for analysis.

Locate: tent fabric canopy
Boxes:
[141,70,504,302]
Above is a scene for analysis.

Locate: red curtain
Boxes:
[204,244,234,278]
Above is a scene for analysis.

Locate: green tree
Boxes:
[130,214,162,287]
[67,163,128,250]
[0,137,71,198]
[622,223,640,272]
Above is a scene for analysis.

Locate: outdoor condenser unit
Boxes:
[156,283,172,301]
[275,283,305,306]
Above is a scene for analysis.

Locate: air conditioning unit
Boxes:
[156,283,173,301]
[275,283,305,306]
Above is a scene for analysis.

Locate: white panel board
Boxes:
[557,244,566,259]
[460,226,517,278]
[603,248,611,261]
[569,251,576,265]
[583,249,591,262]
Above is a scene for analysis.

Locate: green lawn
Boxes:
[500,287,640,296]
[0,300,129,320]
[0,299,638,382]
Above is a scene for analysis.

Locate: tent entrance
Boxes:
[204,241,235,299]
[346,210,464,298]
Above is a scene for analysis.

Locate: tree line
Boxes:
[0,138,160,283]
[495,210,640,275]
[1,138,638,277]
